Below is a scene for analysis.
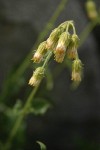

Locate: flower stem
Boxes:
[43,52,53,68]
[3,51,53,150]
[70,22,76,34]
[2,85,39,150]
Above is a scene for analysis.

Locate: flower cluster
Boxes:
[29,21,83,87]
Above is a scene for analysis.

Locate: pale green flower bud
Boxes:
[71,59,83,82]
[67,34,79,59]
[54,32,70,63]
[67,49,77,59]
[32,41,47,63]
[56,32,70,49]
[72,72,81,82]
[32,52,42,63]
[72,59,82,72]
[72,34,79,48]
[85,0,98,20]
[54,53,65,63]
[46,28,62,50]
[29,67,45,86]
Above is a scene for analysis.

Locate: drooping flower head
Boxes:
[71,59,83,82]
[46,27,63,50]
[54,32,70,63]
[67,34,79,59]
[32,41,47,63]
[29,67,45,86]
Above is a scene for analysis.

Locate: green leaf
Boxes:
[29,98,51,115]
[5,100,22,120]
[37,141,46,150]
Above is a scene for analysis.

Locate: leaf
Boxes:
[5,100,22,120]
[29,98,51,115]
[37,141,46,150]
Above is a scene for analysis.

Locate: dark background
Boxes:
[0,0,100,150]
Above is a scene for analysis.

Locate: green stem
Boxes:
[66,22,70,32]
[3,52,53,150]
[70,22,76,34]
[0,0,69,102]
[43,51,53,68]
[2,85,39,150]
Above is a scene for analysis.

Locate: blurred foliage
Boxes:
[28,98,52,115]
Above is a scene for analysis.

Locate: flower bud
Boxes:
[29,67,45,86]
[85,0,98,20]
[32,41,47,63]
[72,34,79,48]
[72,72,81,82]
[54,32,70,63]
[46,28,62,50]
[33,52,42,63]
[67,49,77,59]
[67,34,79,59]
[54,53,65,63]
[71,59,83,82]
